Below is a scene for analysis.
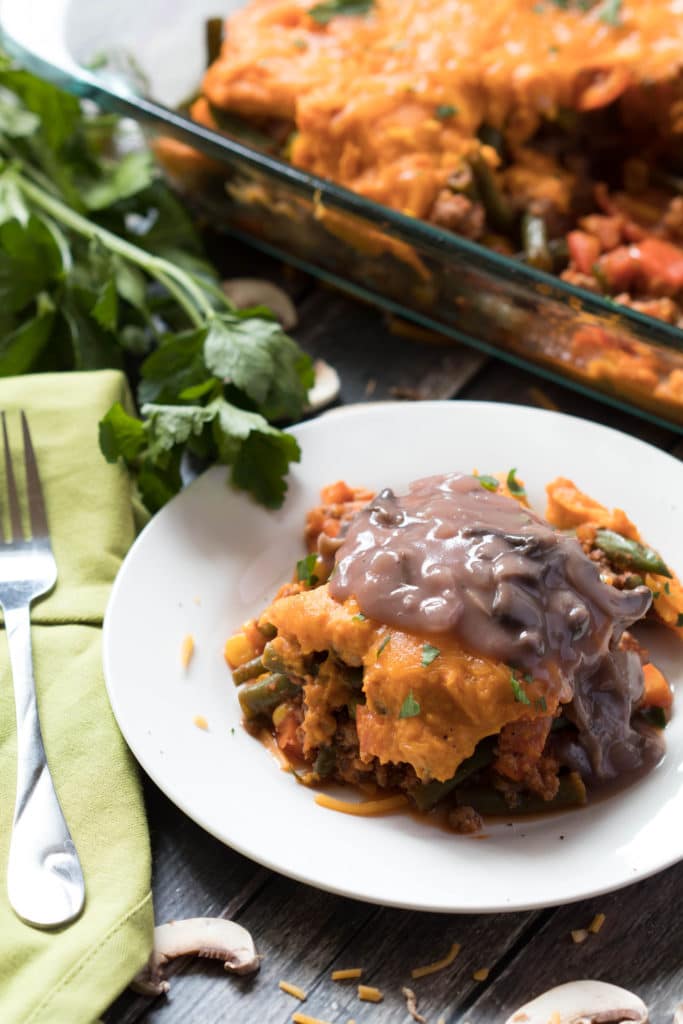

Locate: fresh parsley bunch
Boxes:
[0,54,313,509]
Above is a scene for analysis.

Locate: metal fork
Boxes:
[1,412,85,928]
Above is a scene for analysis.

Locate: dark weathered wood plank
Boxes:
[103,780,270,1024]
[461,860,683,1024]
[294,290,487,405]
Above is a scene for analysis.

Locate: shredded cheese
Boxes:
[314,793,408,816]
[180,633,195,668]
[193,714,208,731]
[280,981,307,1001]
[571,928,589,944]
[292,1014,333,1024]
[358,985,383,1003]
[411,942,461,979]
[472,968,490,982]
[588,912,606,934]
[331,969,363,981]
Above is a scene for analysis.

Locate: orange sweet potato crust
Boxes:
[198,0,682,220]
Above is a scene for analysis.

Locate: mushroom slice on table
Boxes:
[505,980,648,1024]
[132,917,260,996]
[222,278,298,329]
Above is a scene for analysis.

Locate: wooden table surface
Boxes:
[104,244,683,1024]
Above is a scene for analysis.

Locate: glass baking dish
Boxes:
[3,0,683,431]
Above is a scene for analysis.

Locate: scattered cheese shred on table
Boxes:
[193,714,208,731]
[472,968,490,982]
[411,942,461,979]
[358,984,384,1003]
[588,912,606,934]
[280,981,307,1001]
[315,793,408,816]
[332,968,363,981]
[571,928,589,944]
[180,633,195,668]
[292,1014,333,1024]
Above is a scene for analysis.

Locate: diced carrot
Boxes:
[567,231,601,275]
[320,481,356,505]
[276,709,305,760]
[641,663,673,710]
[322,517,342,538]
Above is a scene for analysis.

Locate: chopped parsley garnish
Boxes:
[510,672,531,705]
[421,643,441,667]
[598,0,622,25]
[535,696,548,712]
[506,468,526,497]
[399,691,421,718]
[664,582,671,595]
[308,0,374,24]
[376,635,392,659]
[353,612,367,622]
[435,104,458,120]
[296,552,319,587]
[652,590,661,600]
[293,37,308,49]
[476,474,500,492]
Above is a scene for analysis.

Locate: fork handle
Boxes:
[5,603,85,928]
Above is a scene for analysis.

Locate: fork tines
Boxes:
[1,411,49,543]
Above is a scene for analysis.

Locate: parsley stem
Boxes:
[10,168,214,326]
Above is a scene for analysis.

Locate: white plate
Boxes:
[103,402,683,913]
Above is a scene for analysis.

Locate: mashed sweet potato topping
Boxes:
[266,585,558,782]
[199,0,683,219]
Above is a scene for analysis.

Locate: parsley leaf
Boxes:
[399,691,421,718]
[376,635,391,659]
[476,474,499,492]
[308,0,374,24]
[0,55,312,512]
[435,104,458,119]
[421,643,440,667]
[296,552,319,587]
[353,612,367,622]
[506,468,526,496]
[510,672,531,705]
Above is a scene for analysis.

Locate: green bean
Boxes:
[477,123,506,159]
[205,17,224,66]
[259,622,277,640]
[595,529,672,579]
[412,739,496,812]
[466,153,515,233]
[458,771,587,817]
[446,163,478,199]
[313,746,337,778]
[232,656,265,685]
[262,643,290,675]
[521,212,553,273]
[238,673,300,720]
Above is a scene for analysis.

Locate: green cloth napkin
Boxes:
[0,371,153,1023]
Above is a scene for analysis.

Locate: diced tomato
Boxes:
[597,246,640,291]
[578,215,623,252]
[632,238,683,293]
[567,231,601,275]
